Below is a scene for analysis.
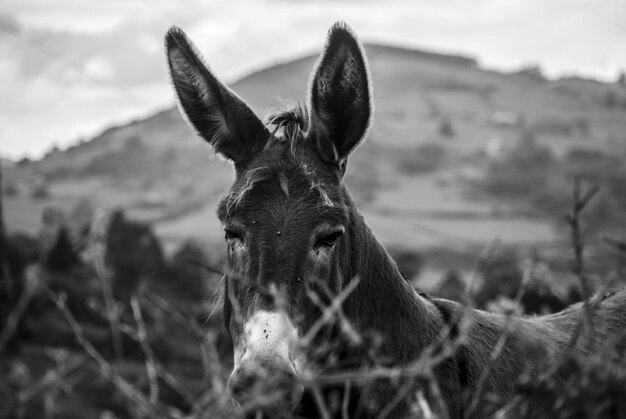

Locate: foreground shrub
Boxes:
[168,239,219,301]
[472,251,578,314]
[6,232,39,279]
[506,350,626,418]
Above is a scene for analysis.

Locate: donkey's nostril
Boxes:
[228,368,255,398]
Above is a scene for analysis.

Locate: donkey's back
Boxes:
[448,288,626,417]
[545,288,626,353]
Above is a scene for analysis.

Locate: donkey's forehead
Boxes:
[217,141,341,221]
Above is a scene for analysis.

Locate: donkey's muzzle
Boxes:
[228,310,304,415]
[228,357,303,415]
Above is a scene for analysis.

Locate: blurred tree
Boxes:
[43,228,79,271]
[439,116,455,138]
[6,233,39,279]
[169,239,214,301]
[39,207,79,272]
[85,209,167,302]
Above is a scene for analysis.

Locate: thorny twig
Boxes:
[404,239,501,414]
[466,250,535,417]
[300,353,454,389]
[414,390,435,419]
[310,384,332,419]
[462,238,502,306]
[565,178,599,350]
[305,277,362,346]
[130,297,159,404]
[433,238,501,348]
[93,243,124,359]
[117,322,197,407]
[44,287,172,419]
[377,378,418,419]
[17,354,87,404]
[341,381,351,419]
[425,239,502,371]
[425,374,449,419]
[139,288,227,404]
[0,267,40,355]
[300,276,361,348]
[328,239,499,418]
[603,236,626,253]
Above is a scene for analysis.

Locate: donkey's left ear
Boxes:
[308,22,372,165]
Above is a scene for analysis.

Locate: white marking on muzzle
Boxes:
[234,310,302,371]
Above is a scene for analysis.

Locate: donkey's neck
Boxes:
[339,193,444,364]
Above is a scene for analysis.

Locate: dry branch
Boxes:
[603,236,626,253]
[17,354,87,404]
[45,287,171,419]
[93,243,124,359]
[466,250,535,417]
[140,288,227,401]
[300,276,361,348]
[130,297,159,404]
[0,267,41,354]
[565,178,599,349]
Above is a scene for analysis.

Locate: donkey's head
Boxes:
[166,22,371,415]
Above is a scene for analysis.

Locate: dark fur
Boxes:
[166,22,626,418]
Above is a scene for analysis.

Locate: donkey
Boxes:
[165,22,626,418]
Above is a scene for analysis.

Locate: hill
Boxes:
[4,43,626,263]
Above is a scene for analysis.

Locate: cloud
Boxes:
[0,72,171,159]
[1,0,624,159]
[83,55,116,81]
[0,12,21,37]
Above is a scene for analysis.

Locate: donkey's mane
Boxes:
[265,102,310,144]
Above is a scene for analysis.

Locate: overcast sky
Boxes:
[1,0,625,159]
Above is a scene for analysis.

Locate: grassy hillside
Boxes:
[4,43,626,259]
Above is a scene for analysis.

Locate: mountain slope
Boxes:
[5,43,626,251]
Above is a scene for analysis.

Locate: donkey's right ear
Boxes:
[165,27,269,165]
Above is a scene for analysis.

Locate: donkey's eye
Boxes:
[315,230,344,248]
[224,228,244,242]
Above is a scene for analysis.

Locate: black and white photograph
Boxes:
[1,1,626,418]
